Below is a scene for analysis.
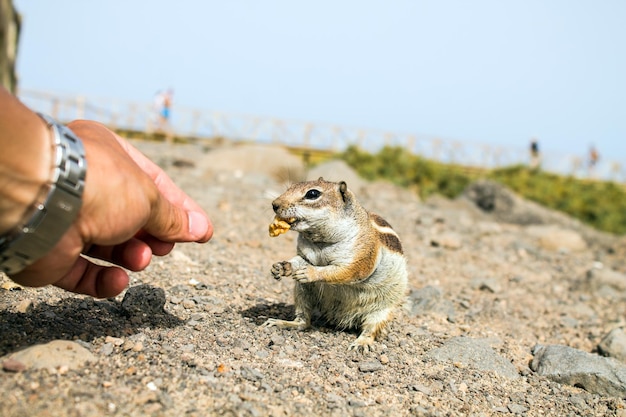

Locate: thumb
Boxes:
[144,193,212,243]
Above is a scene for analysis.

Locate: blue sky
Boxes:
[13,1,626,175]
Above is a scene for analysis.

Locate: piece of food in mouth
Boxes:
[268,217,294,237]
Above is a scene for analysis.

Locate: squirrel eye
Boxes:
[304,189,321,200]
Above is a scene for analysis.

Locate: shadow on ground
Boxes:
[0,285,183,356]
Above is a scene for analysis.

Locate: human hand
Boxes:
[10,120,213,298]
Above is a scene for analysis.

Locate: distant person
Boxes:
[529,138,541,170]
[588,145,599,177]
[161,89,173,126]
[153,89,173,132]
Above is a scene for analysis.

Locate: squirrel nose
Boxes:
[272,202,279,212]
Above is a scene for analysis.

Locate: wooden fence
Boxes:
[17,89,624,182]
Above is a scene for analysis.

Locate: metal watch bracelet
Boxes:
[0,114,87,275]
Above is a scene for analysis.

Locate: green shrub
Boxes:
[339,146,626,235]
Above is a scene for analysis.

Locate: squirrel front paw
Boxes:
[271,261,293,280]
[292,266,313,283]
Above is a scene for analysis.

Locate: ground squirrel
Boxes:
[263,178,408,352]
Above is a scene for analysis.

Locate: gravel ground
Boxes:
[1,140,626,417]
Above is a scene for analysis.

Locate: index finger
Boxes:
[114,134,213,243]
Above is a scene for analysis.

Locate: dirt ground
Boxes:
[1,140,625,417]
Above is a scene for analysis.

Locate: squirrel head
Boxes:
[271,178,359,241]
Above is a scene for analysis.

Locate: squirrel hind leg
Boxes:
[262,282,316,331]
[262,305,311,331]
[262,316,310,331]
[348,309,392,353]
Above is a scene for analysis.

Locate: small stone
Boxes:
[182,299,196,309]
[43,310,56,319]
[526,225,587,252]
[531,344,626,397]
[348,399,367,407]
[270,335,286,346]
[105,336,124,346]
[2,358,26,372]
[507,403,528,414]
[4,340,95,371]
[16,299,33,313]
[121,284,166,316]
[134,391,158,405]
[181,343,195,352]
[181,352,197,366]
[99,343,114,356]
[430,232,462,249]
[379,354,390,365]
[169,250,199,267]
[425,337,519,380]
[1,281,22,291]
[240,366,265,381]
[411,384,432,396]
[471,277,502,294]
[598,328,626,362]
[356,380,368,390]
[256,349,270,359]
[358,360,383,373]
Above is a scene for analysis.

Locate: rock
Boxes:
[406,286,456,322]
[425,337,519,380]
[99,343,114,356]
[105,336,124,346]
[171,158,195,168]
[169,250,200,266]
[240,366,266,381]
[121,284,167,316]
[3,340,96,371]
[462,180,543,225]
[471,277,502,294]
[358,360,384,373]
[410,384,433,396]
[530,344,626,397]
[430,232,462,249]
[507,403,528,414]
[525,225,587,252]
[598,328,626,363]
[16,299,33,314]
[462,179,615,251]
[2,358,26,372]
[584,267,626,293]
[1,280,22,291]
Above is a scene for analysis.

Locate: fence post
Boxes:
[76,96,85,119]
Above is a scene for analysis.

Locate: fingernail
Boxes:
[188,211,209,240]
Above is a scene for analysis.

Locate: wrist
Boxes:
[0,113,52,235]
[0,114,87,275]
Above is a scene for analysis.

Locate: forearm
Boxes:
[0,87,52,235]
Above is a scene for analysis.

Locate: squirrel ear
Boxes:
[318,177,324,181]
[339,181,348,203]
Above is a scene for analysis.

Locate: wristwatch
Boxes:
[0,114,87,275]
